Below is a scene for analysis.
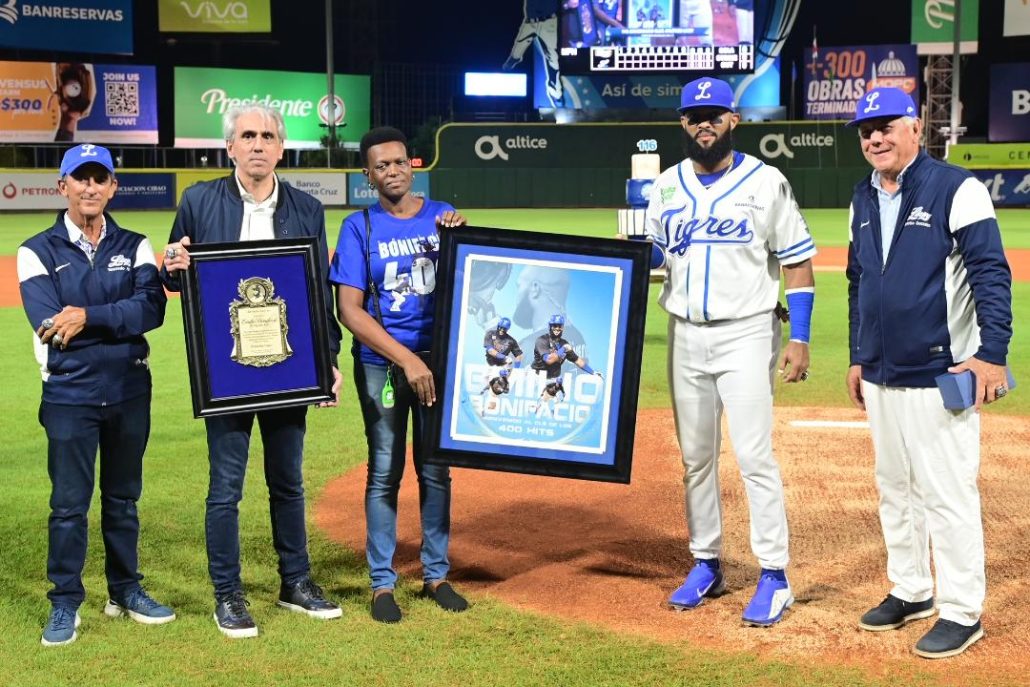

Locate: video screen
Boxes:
[558,0,756,74]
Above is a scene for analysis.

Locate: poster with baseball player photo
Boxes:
[425,226,650,483]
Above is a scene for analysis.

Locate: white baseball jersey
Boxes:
[645,153,815,323]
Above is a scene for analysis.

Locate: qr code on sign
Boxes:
[105,81,139,117]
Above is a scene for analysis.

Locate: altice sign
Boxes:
[173,66,370,149]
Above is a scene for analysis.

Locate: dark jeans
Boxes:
[204,406,310,599]
[41,397,150,609]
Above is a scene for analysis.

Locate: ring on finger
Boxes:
[165,247,178,260]
[800,370,810,381]
[995,385,1008,399]
[52,333,64,347]
[41,317,55,330]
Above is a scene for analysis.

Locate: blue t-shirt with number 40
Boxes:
[329,199,453,366]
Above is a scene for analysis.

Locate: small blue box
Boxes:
[935,368,1017,410]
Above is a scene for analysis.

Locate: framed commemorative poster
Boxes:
[424,226,651,483]
[180,236,335,418]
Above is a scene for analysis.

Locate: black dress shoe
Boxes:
[278,578,342,620]
[420,582,468,612]
[371,591,402,623]
[859,594,936,631]
[914,619,984,659]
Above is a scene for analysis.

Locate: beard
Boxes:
[683,128,735,170]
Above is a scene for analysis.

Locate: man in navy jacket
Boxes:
[845,88,1012,659]
[162,104,343,639]
[18,144,174,646]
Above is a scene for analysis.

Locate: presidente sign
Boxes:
[804,44,919,120]
[0,0,133,54]
[0,61,158,144]
[436,122,866,170]
[910,0,978,54]
[158,0,271,32]
[174,67,370,149]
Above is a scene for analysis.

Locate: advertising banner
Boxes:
[804,44,919,121]
[989,64,1030,143]
[0,0,133,55]
[971,169,1030,207]
[0,172,64,210]
[948,143,1030,169]
[107,173,176,210]
[158,0,271,33]
[174,67,370,149]
[0,61,158,144]
[910,0,978,54]
[347,172,429,206]
[279,172,347,206]
[435,122,866,170]
[533,59,782,113]
[1004,0,1030,37]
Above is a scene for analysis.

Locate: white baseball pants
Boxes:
[862,382,984,625]
[668,311,790,570]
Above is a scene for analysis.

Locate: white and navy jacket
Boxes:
[847,151,1012,388]
[18,212,167,405]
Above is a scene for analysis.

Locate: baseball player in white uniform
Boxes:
[645,76,816,626]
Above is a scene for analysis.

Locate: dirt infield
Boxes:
[315,407,1030,686]
[1,248,1029,307]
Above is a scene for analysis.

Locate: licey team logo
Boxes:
[862,91,880,114]
[694,80,712,101]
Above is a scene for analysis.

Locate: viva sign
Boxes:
[159,0,271,32]
[174,67,370,149]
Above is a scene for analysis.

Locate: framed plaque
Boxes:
[180,236,335,417]
[424,226,651,484]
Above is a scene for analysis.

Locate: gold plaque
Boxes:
[229,277,293,367]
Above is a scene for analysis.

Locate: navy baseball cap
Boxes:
[678,77,736,114]
[847,87,917,127]
[59,143,115,177]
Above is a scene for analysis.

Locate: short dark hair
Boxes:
[360,126,408,166]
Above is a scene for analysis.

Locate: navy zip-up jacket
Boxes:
[847,151,1012,388]
[161,175,342,364]
[18,212,167,406]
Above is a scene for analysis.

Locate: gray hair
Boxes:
[222,104,287,142]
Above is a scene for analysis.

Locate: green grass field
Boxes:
[0,208,1025,686]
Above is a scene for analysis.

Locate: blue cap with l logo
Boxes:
[678,77,736,114]
[59,143,115,177]
[847,87,917,126]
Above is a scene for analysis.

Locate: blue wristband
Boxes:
[785,288,814,343]
[650,243,666,270]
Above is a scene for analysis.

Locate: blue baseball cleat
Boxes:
[742,569,794,626]
[669,559,725,610]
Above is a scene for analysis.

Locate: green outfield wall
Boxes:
[430,122,870,208]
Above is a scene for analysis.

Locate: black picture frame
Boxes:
[180,236,334,418]
[424,226,651,484]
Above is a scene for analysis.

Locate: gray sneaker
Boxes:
[859,594,935,631]
[105,587,176,625]
[41,606,81,647]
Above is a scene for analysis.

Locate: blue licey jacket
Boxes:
[846,151,1013,389]
[18,212,167,406]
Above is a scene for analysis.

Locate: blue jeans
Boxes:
[354,361,451,590]
[41,397,150,608]
[204,406,310,598]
